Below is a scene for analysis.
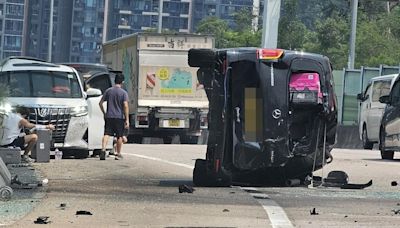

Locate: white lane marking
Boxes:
[126,153,293,228]
[241,188,294,228]
[124,153,194,170]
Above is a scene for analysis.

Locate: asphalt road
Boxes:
[5,145,400,227]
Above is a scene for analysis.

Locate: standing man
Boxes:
[0,106,55,162]
[99,73,129,160]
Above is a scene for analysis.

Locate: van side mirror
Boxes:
[379,95,390,104]
[357,93,368,101]
[86,88,102,98]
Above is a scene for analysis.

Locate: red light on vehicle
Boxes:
[257,49,284,60]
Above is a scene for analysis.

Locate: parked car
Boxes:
[0,57,95,158]
[378,74,400,159]
[357,74,397,149]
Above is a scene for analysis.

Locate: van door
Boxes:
[367,80,392,141]
[383,81,400,148]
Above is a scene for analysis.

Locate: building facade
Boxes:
[0,0,26,59]
[105,0,192,41]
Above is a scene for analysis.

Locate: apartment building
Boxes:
[105,0,191,41]
[0,0,25,59]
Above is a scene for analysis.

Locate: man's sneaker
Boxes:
[22,155,34,163]
[108,150,115,156]
[115,154,123,160]
[99,150,106,160]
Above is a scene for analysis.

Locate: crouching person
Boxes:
[0,106,55,162]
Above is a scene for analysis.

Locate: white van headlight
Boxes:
[0,103,12,114]
[71,105,88,117]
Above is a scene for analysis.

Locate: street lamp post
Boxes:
[261,0,281,48]
[158,0,163,33]
[48,0,54,62]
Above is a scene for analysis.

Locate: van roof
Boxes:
[0,56,75,72]
[370,74,398,81]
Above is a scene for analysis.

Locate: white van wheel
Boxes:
[362,127,373,150]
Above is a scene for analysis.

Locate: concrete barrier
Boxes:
[334,125,363,149]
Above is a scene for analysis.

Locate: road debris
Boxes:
[178,184,194,193]
[392,209,400,215]
[223,209,230,212]
[76,210,93,215]
[59,203,66,210]
[310,208,319,215]
[391,181,397,186]
[34,216,51,224]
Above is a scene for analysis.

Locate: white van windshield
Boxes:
[0,71,82,98]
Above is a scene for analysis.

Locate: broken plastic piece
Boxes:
[178,184,194,193]
[34,216,51,224]
[391,181,398,186]
[76,210,93,215]
[310,208,319,215]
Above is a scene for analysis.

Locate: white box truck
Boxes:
[102,33,213,143]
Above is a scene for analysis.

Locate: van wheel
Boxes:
[381,150,394,160]
[362,127,373,149]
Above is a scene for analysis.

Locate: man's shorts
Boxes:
[104,118,125,138]
[7,136,25,149]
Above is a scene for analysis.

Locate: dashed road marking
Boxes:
[125,153,294,228]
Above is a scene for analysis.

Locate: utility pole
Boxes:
[103,0,109,44]
[261,0,281,48]
[158,0,163,33]
[48,0,54,62]
[252,0,260,32]
[348,0,358,69]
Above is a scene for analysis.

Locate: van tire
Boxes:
[362,127,373,149]
[188,49,216,67]
[381,150,394,160]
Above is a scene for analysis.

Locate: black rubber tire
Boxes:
[362,126,374,150]
[188,49,216,67]
[163,136,173,144]
[193,159,209,187]
[180,135,198,144]
[381,150,394,160]
[74,150,89,159]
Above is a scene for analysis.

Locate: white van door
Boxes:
[367,80,391,141]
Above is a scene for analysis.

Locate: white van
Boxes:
[357,74,398,149]
[0,57,98,158]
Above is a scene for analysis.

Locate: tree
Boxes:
[196,17,230,48]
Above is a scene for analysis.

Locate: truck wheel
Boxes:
[381,150,394,160]
[74,150,89,159]
[362,127,373,149]
[188,49,216,67]
[0,186,13,201]
[163,136,173,144]
[180,135,198,144]
[193,159,209,187]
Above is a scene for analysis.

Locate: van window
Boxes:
[0,71,82,98]
[364,84,371,98]
[372,80,391,102]
[86,74,112,93]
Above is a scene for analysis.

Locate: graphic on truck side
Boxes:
[160,69,192,94]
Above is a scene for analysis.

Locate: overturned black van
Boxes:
[189,48,337,186]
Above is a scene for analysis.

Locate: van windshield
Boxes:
[0,71,82,98]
